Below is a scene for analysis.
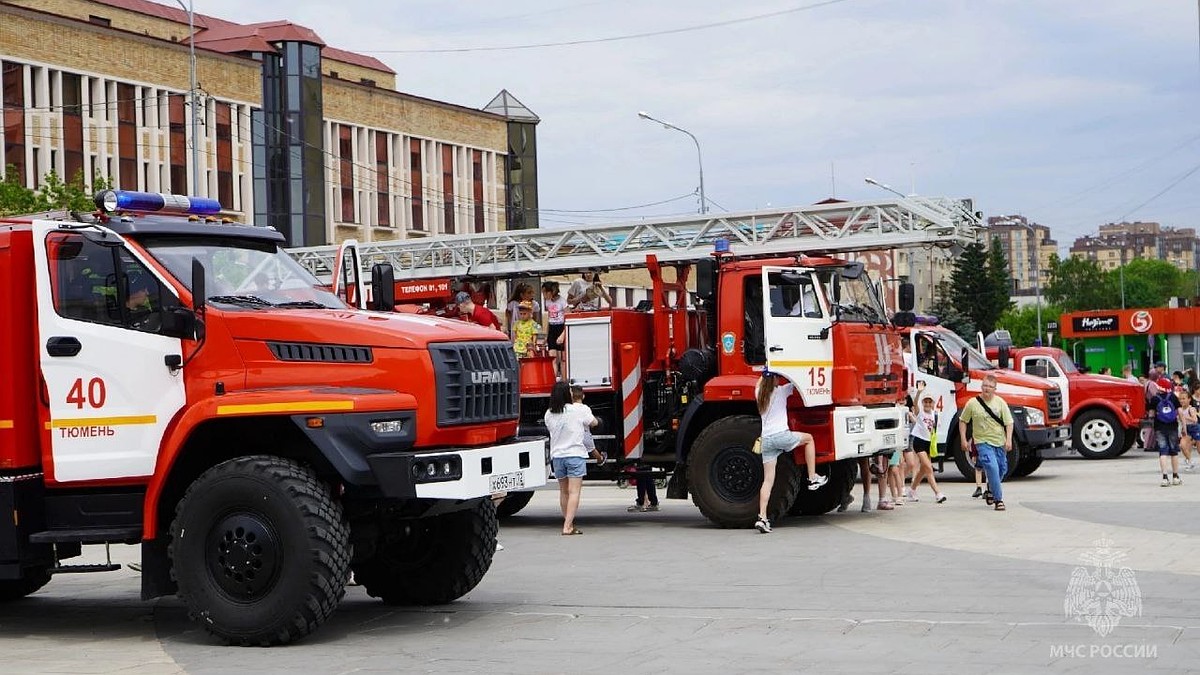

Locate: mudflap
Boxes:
[666,464,688,499]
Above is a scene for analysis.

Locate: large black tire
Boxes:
[169,456,351,646]
[1072,409,1124,459]
[789,460,858,516]
[354,498,497,606]
[1010,453,1044,478]
[495,490,535,518]
[1119,429,1137,455]
[688,415,802,528]
[0,568,51,601]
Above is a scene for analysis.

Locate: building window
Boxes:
[360,78,376,87]
[88,15,111,26]
[116,83,137,190]
[441,144,455,235]
[410,139,423,231]
[375,133,390,227]
[3,61,26,184]
[168,94,187,193]
[215,102,233,207]
[339,125,354,223]
[472,149,484,233]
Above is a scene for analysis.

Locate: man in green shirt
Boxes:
[958,374,1014,511]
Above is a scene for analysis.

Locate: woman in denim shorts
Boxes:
[544,382,599,534]
[754,372,825,533]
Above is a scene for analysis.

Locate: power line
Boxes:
[1114,159,1200,222]
[359,0,855,54]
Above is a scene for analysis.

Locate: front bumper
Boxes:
[1018,423,1072,454]
[831,405,909,461]
[366,437,548,499]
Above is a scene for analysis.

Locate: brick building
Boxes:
[0,0,537,247]
[985,214,1056,296]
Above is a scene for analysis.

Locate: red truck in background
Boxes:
[981,333,1145,459]
[904,326,1072,479]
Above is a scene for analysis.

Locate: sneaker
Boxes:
[754,517,772,534]
[1186,463,1195,473]
[877,499,895,510]
[861,495,872,513]
[1172,475,1183,486]
[643,504,660,512]
[972,486,983,498]
[1161,476,1171,487]
[495,542,505,552]
[808,474,829,490]
[627,504,643,512]
[936,493,947,504]
[904,486,914,500]
[836,492,855,512]
[908,491,919,503]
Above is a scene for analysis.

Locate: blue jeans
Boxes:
[976,442,1007,502]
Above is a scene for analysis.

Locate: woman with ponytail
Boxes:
[754,370,825,533]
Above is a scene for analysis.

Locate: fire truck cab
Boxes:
[0,191,544,645]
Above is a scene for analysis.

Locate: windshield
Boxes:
[1056,353,1079,374]
[814,268,888,324]
[930,330,994,370]
[137,237,347,309]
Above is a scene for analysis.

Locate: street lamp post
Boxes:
[174,0,200,195]
[1021,223,1043,346]
[864,177,909,199]
[638,111,706,214]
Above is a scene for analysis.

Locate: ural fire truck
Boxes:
[0,191,545,645]
[291,197,981,527]
[904,325,1071,479]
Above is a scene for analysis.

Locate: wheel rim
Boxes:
[206,512,282,601]
[708,444,760,503]
[1079,418,1115,453]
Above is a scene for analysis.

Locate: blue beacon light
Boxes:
[713,237,731,254]
[94,190,222,216]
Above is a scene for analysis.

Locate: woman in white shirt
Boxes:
[754,371,825,533]
[544,381,600,535]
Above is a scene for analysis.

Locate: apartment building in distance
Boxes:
[985,214,1057,297]
[0,0,540,247]
[1070,221,1200,273]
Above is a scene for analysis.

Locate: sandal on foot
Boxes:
[562,527,583,535]
[994,501,1006,511]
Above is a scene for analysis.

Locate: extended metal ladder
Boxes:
[288,196,982,280]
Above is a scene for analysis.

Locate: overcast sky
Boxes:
[194,0,1200,250]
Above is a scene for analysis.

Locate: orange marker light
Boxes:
[306,417,325,429]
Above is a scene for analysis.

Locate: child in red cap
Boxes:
[1150,377,1183,486]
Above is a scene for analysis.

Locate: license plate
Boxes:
[883,433,896,446]
[489,471,525,492]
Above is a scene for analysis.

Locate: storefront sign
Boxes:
[1071,315,1118,333]
[1130,310,1153,334]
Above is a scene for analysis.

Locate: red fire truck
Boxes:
[0,191,545,645]
[292,197,981,527]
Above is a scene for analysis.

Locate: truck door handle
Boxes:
[46,336,82,357]
[769,346,784,352]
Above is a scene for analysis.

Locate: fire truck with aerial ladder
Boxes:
[290,195,983,527]
[0,190,546,645]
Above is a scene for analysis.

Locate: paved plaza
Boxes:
[2,450,1197,674]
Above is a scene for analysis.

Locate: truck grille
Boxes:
[1046,389,1064,422]
[430,342,519,426]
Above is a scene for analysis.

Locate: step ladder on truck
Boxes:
[290,196,983,527]
[0,191,545,645]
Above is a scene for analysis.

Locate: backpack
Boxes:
[1155,393,1178,424]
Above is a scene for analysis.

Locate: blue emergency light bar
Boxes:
[94,190,222,216]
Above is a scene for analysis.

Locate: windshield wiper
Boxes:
[208,295,273,307]
[272,300,328,309]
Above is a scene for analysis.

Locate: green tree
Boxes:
[0,167,112,215]
[949,239,1011,336]
[1044,254,1115,311]
[997,302,1065,347]
[1109,258,1183,308]
[931,280,976,339]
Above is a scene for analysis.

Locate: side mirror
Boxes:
[191,258,206,315]
[371,263,396,312]
[831,274,841,304]
[997,345,1011,370]
[695,258,716,301]
[161,307,197,340]
[898,282,915,312]
[960,347,971,383]
[892,311,916,328]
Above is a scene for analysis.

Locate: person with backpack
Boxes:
[958,374,1013,512]
[1151,377,1183,487]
